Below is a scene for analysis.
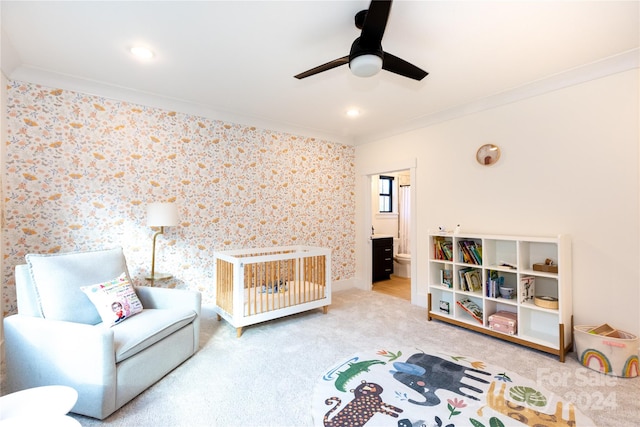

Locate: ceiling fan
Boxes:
[294,0,428,81]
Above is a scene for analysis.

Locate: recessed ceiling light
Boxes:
[130,46,154,60]
[346,109,360,118]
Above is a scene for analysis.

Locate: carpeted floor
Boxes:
[46,289,640,426]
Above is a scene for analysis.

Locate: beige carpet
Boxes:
[60,289,638,426]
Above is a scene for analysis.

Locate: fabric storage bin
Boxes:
[488,311,517,335]
[574,325,639,378]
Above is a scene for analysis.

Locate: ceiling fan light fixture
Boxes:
[349,54,383,78]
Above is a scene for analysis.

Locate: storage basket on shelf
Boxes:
[574,325,639,378]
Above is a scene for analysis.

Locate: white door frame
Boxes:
[361,158,418,304]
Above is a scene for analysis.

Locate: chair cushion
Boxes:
[26,247,131,324]
[111,308,197,363]
[81,273,144,326]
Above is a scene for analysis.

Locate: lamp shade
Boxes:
[147,202,179,227]
[349,54,383,78]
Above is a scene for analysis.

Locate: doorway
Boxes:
[371,171,411,301]
[363,162,417,304]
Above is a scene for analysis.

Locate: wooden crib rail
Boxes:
[214,246,331,336]
[216,258,235,315]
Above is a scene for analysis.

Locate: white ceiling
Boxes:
[1,1,639,145]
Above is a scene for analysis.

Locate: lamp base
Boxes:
[145,272,173,281]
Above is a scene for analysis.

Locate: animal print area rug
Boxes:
[312,349,594,427]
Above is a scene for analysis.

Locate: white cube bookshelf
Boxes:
[428,232,572,362]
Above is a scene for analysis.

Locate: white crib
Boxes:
[213,246,331,336]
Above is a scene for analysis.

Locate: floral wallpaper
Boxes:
[2,80,356,314]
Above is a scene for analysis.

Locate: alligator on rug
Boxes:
[312,348,594,427]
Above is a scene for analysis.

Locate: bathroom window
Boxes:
[378,175,394,213]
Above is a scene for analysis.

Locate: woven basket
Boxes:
[574,325,639,378]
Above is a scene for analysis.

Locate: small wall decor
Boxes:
[476,143,501,166]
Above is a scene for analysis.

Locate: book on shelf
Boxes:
[486,270,504,298]
[456,298,483,324]
[498,260,517,269]
[458,240,482,265]
[470,243,482,264]
[433,237,453,261]
[442,241,453,260]
[519,275,535,304]
[457,268,482,292]
[439,300,450,314]
[458,241,472,263]
[464,269,482,292]
[440,269,453,288]
[457,267,473,291]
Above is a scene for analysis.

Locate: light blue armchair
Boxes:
[3,247,201,419]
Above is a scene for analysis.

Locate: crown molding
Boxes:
[354,48,640,145]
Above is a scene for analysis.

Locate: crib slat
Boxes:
[248,263,254,316]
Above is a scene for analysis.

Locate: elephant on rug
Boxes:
[391,353,491,406]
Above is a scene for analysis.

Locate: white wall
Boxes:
[355,69,640,337]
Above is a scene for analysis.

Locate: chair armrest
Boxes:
[135,286,201,314]
[3,314,117,414]
[135,286,202,349]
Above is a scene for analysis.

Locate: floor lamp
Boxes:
[146,202,179,281]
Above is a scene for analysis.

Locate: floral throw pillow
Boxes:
[81,273,143,326]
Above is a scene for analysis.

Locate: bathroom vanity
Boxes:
[372,236,394,282]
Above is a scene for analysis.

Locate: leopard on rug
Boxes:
[312,348,595,427]
[323,381,403,427]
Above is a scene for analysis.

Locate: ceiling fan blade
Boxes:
[382,52,428,81]
[359,0,392,48]
[294,56,350,79]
